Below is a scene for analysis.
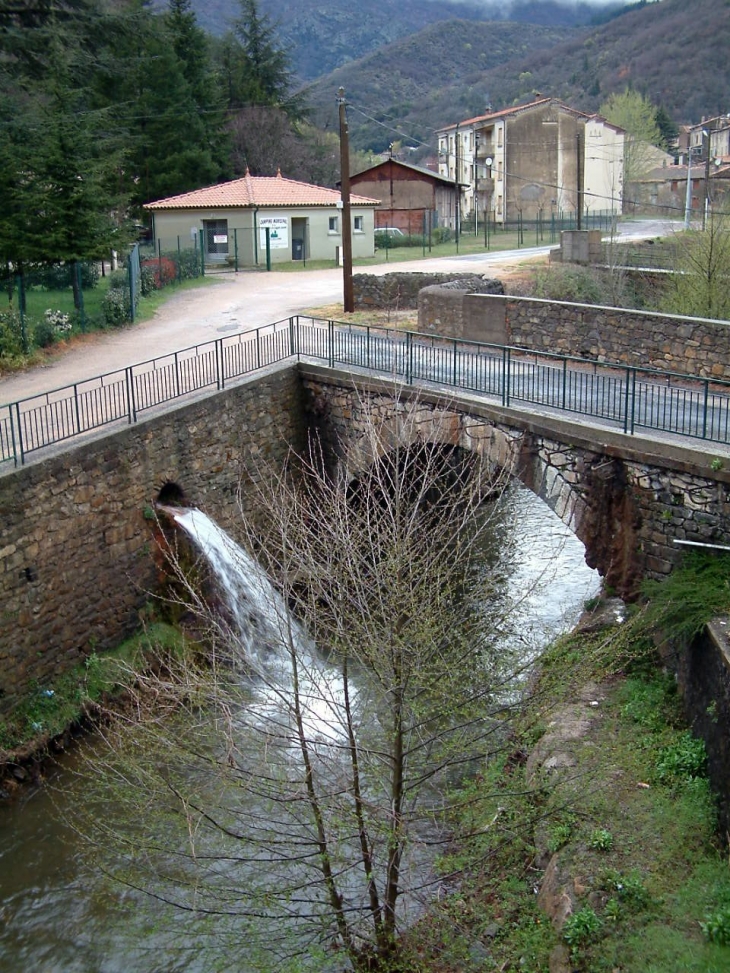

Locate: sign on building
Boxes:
[258,216,289,249]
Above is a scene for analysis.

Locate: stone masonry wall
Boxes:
[299,366,730,599]
[463,294,730,379]
[353,272,503,310]
[0,366,306,714]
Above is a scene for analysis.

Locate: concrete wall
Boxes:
[0,367,306,715]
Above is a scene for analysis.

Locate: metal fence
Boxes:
[2,316,730,468]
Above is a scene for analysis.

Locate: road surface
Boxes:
[0,220,681,407]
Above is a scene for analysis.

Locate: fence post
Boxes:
[174,351,181,398]
[73,383,81,434]
[502,345,510,407]
[128,258,135,323]
[125,366,136,423]
[234,229,239,272]
[215,337,223,389]
[13,401,24,465]
[562,356,568,411]
[288,316,295,358]
[406,331,413,384]
[265,227,271,271]
[199,229,205,276]
[702,379,709,439]
[177,237,182,282]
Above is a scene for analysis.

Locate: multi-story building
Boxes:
[436,97,624,225]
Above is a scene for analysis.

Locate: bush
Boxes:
[432,226,453,244]
[102,271,134,326]
[176,248,201,280]
[141,256,177,290]
[0,307,26,358]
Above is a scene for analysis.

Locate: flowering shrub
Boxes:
[141,256,177,292]
[44,308,72,333]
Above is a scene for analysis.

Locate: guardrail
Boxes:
[2,315,730,468]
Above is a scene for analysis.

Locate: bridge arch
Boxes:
[301,367,730,600]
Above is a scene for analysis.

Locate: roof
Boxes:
[145,170,380,210]
[437,97,592,133]
[350,158,457,188]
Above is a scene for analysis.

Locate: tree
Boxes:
[599,89,665,211]
[78,391,549,972]
[662,208,730,321]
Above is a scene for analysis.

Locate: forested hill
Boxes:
[303,19,577,151]
[172,0,624,81]
[305,0,730,152]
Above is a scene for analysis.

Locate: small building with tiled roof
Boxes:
[144,170,380,266]
[436,98,624,225]
[349,158,463,236]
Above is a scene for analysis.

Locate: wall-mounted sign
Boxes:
[213,234,228,244]
[258,216,289,249]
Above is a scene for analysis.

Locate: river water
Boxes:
[0,484,600,972]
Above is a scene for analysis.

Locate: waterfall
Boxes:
[169,506,347,742]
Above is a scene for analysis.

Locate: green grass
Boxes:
[407,639,730,973]
[0,622,186,752]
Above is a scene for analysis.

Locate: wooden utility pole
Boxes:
[338,87,354,313]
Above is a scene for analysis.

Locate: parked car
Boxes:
[375,227,405,237]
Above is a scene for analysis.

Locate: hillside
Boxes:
[171,0,623,82]
[303,19,577,151]
[305,0,730,152]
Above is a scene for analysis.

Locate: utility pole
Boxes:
[454,123,460,248]
[704,131,711,231]
[576,132,584,231]
[338,87,354,313]
[684,148,694,230]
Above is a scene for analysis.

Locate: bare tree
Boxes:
[77,388,560,972]
[662,206,730,320]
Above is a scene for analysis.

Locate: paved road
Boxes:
[0,248,549,405]
[0,219,682,407]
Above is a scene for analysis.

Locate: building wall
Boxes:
[584,118,624,214]
[0,368,306,715]
[149,206,376,266]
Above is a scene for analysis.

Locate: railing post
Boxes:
[366,326,371,369]
[288,316,295,358]
[256,328,262,370]
[406,331,413,384]
[453,339,458,388]
[562,356,568,411]
[328,320,334,368]
[125,366,136,423]
[215,337,223,390]
[502,345,511,406]
[73,383,81,434]
[12,402,23,466]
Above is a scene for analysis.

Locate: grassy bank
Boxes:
[405,623,730,972]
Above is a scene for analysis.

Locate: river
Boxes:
[0,483,600,972]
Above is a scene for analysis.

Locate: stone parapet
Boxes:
[353,272,503,310]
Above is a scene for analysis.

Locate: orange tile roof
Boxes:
[439,97,590,132]
[145,170,379,210]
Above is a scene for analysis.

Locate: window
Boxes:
[353,215,364,232]
[328,216,339,233]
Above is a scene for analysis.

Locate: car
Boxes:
[375,226,405,236]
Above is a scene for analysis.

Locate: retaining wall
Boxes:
[432,293,730,378]
[0,366,306,714]
[353,272,503,310]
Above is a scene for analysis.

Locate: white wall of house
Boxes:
[584,118,625,215]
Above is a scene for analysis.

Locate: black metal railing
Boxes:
[2,315,730,468]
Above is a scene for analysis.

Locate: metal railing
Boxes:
[2,315,730,468]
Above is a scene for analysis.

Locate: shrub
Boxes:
[701,905,730,945]
[102,271,134,326]
[432,226,453,244]
[141,256,177,290]
[176,248,201,280]
[0,307,26,357]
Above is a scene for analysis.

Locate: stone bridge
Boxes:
[299,364,730,600]
[2,360,730,713]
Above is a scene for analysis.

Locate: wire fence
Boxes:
[2,316,729,468]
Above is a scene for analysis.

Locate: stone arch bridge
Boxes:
[299,363,730,600]
[2,360,730,713]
